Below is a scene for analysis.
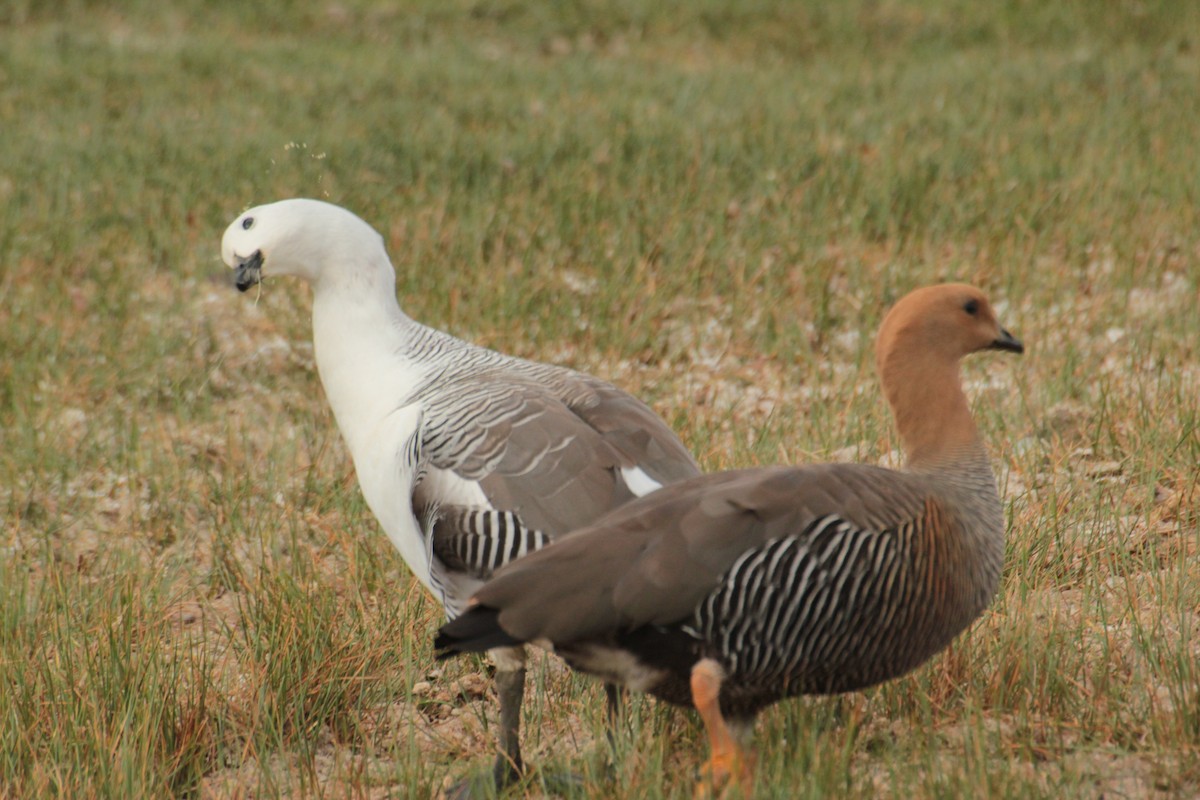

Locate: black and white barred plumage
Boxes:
[430,505,549,579]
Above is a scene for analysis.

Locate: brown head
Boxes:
[874,283,1023,468]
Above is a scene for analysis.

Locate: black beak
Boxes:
[989,327,1024,354]
[234,250,264,293]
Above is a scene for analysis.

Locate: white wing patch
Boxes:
[620,465,664,497]
[420,466,490,508]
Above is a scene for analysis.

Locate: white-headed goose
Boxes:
[221,198,701,791]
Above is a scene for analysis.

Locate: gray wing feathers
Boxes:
[475,395,634,533]
[567,381,700,485]
[421,369,700,536]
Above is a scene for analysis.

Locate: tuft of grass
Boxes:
[0,565,215,797]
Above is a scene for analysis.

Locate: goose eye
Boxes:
[963,299,979,316]
[242,217,255,230]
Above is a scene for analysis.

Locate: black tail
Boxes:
[434,606,524,658]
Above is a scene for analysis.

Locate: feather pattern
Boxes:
[395,321,698,605]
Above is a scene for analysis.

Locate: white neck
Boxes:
[309,256,428,456]
[306,254,439,597]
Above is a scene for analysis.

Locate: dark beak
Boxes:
[233,250,264,293]
[989,327,1024,354]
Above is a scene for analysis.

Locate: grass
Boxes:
[1,0,1198,796]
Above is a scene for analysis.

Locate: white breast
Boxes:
[348,402,435,593]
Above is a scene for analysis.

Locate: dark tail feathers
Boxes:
[434,606,524,658]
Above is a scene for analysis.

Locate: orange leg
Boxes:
[691,659,755,799]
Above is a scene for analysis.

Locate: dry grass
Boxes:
[2,0,1198,797]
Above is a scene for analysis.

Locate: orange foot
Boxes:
[695,755,756,798]
[697,748,756,799]
[691,660,756,799]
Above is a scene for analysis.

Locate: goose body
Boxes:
[220,198,700,788]
[472,458,1004,715]
[436,283,1023,795]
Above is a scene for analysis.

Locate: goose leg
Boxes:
[691,659,755,799]
[601,681,626,780]
[604,682,624,751]
[490,646,526,788]
[444,646,526,799]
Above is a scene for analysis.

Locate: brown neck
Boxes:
[879,349,983,471]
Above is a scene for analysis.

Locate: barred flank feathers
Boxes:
[431,506,550,579]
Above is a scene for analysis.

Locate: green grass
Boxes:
[1,0,1198,796]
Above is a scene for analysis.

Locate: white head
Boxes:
[220,198,389,293]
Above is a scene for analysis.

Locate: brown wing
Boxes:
[471,464,933,643]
